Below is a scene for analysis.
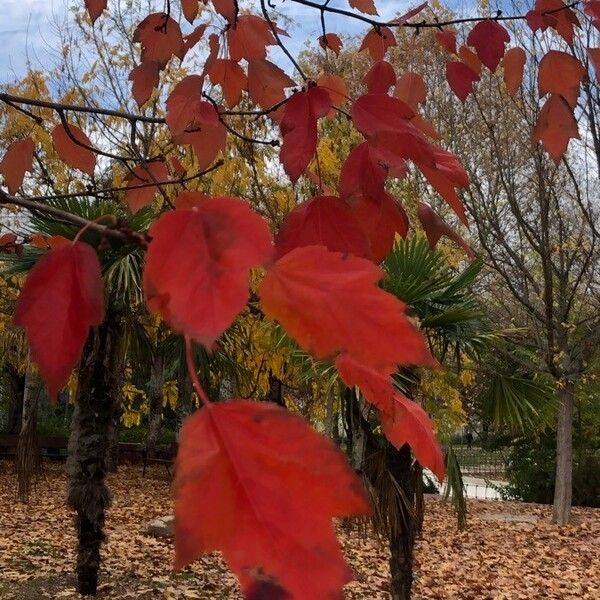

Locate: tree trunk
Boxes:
[414,463,424,536]
[5,364,25,434]
[552,380,574,525]
[267,372,285,407]
[66,315,120,596]
[387,444,415,600]
[146,354,164,458]
[16,372,41,502]
[175,366,193,440]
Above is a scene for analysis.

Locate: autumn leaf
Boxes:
[339,141,387,203]
[124,161,169,214]
[446,61,479,103]
[182,0,199,23]
[527,0,580,45]
[538,50,586,109]
[13,240,104,399]
[212,0,237,24]
[395,72,427,110]
[133,13,184,66]
[501,47,526,96]
[209,59,247,108]
[588,47,600,78]
[382,394,446,481]
[362,61,397,95]
[466,20,510,72]
[316,74,348,112]
[143,196,273,347]
[259,245,432,371]
[247,60,295,110]
[279,87,331,183]
[417,201,475,259]
[532,94,579,164]
[359,26,396,61]
[227,15,275,61]
[0,137,34,194]
[319,33,343,55]
[166,75,206,137]
[129,61,160,107]
[458,46,482,75]
[85,0,107,23]
[274,195,372,260]
[436,30,457,54]
[174,400,371,598]
[51,123,96,176]
[183,24,208,57]
[349,0,378,16]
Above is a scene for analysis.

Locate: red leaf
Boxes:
[52,123,96,176]
[588,47,600,77]
[382,394,445,481]
[316,74,348,112]
[501,47,526,96]
[182,0,199,23]
[143,196,273,347]
[183,24,208,57]
[362,60,396,94]
[179,118,227,172]
[125,161,169,213]
[227,15,275,61]
[166,75,207,137]
[258,245,432,371]
[350,192,409,263]
[436,30,457,54]
[538,50,586,109]
[85,0,107,23]
[466,19,510,72]
[0,137,34,194]
[339,142,387,203]
[532,94,579,164]
[395,72,427,110]
[417,202,475,259]
[275,196,372,260]
[13,240,104,399]
[212,0,237,24]
[349,0,378,16]
[335,354,395,416]
[446,61,479,102]
[133,13,184,66]
[247,60,295,110]
[527,0,580,45]
[319,33,343,55]
[359,26,396,62]
[458,46,482,75]
[129,61,160,107]
[209,59,247,108]
[279,87,331,183]
[174,400,370,597]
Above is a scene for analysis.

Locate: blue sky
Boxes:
[0,1,475,83]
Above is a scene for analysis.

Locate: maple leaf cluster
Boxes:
[2,0,599,597]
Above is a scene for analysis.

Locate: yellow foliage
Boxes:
[418,369,466,438]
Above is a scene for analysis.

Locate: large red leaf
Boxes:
[527,0,580,45]
[275,195,371,260]
[13,240,104,399]
[258,245,432,371]
[359,26,396,62]
[247,60,295,110]
[319,33,343,55]
[134,13,183,66]
[209,59,247,108]
[501,47,526,97]
[166,75,207,137]
[362,60,396,95]
[182,0,199,23]
[52,123,96,176]
[339,142,387,203]
[227,15,275,61]
[174,400,370,598]
[382,394,445,480]
[0,137,34,194]
[446,61,479,103]
[436,30,457,55]
[85,0,107,23]
[417,202,475,259]
[395,72,427,111]
[129,61,160,107]
[316,74,348,113]
[125,161,169,214]
[349,0,378,15]
[143,196,273,347]
[349,192,409,263]
[212,0,237,24]
[466,20,510,72]
[532,94,580,164]
[538,50,586,109]
[279,87,331,183]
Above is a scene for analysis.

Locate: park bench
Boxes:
[142,443,177,478]
[0,434,68,460]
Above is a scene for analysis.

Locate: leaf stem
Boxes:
[184,335,211,407]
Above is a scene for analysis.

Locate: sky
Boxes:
[0,0,475,83]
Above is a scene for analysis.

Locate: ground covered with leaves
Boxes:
[0,463,598,599]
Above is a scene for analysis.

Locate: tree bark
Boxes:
[66,315,120,596]
[5,364,24,434]
[16,371,41,502]
[146,353,163,458]
[387,444,415,600]
[552,380,575,525]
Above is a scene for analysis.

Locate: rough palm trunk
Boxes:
[146,354,164,458]
[387,444,415,600]
[267,372,285,407]
[414,463,424,536]
[553,380,574,525]
[66,315,120,596]
[16,372,41,502]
